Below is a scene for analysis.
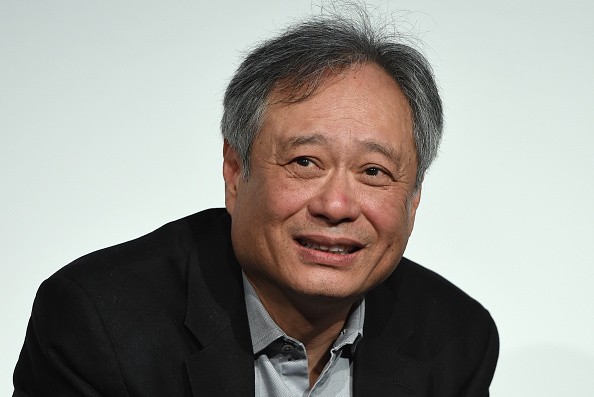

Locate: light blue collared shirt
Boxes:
[242,273,365,397]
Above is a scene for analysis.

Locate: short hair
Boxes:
[221,11,443,188]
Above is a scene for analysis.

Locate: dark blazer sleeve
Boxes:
[460,311,499,397]
[13,275,129,397]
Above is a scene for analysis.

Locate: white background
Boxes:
[2,1,593,395]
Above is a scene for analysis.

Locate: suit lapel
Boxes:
[183,213,255,396]
[184,327,254,396]
[354,263,429,396]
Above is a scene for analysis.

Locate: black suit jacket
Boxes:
[14,208,498,396]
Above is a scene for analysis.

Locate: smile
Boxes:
[296,238,361,254]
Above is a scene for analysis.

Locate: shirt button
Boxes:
[281,344,293,352]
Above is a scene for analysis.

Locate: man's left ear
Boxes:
[408,186,422,234]
[412,187,422,210]
[222,140,242,215]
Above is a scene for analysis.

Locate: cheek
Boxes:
[361,190,414,238]
[263,176,315,218]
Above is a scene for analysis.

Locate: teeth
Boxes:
[299,239,354,254]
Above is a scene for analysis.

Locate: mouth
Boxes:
[295,237,362,255]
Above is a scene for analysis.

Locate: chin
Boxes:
[288,273,366,301]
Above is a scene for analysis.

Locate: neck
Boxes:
[246,275,358,386]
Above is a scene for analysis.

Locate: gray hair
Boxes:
[221,12,443,188]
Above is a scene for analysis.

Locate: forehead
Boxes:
[260,63,414,148]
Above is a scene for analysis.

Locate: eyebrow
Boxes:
[282,133,327,150]
[280,133,403,165]
[360,139,402,165]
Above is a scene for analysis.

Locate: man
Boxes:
[14,11,498,397]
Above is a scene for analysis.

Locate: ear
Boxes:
[222,140,243,215]
[407,186,422,236]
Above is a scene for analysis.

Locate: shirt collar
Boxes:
[242,272,365,355]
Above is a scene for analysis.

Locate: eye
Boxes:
[286,156,323,179]
[364,167,382,176]
[361,165,394,186]
[294,157,312,167]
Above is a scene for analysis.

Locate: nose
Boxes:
[307,172,361,224]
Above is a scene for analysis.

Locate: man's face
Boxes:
[223,63,420,307]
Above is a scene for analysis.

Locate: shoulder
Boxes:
[359,258,499,395]
[33,207,232,347]
[14,208,232,395]
[367,257,498,361]
[380,257,493,327]
[51,208,230,292]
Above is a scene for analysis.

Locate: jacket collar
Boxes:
[183,212,255,396]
